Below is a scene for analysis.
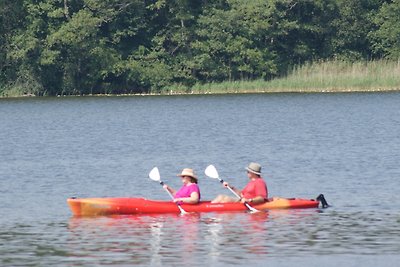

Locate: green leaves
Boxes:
[1,0,400,96]
[192,0,280,81]
[369,1,400,59]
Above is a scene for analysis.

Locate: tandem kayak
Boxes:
[67,194,328,216]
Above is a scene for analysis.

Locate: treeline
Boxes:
[1,0,400,96]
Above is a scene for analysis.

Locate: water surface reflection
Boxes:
[66,210,324,266]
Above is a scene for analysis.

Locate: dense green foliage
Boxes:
[0,0,399,96]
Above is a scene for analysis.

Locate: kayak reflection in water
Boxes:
[211,162,268,204]
[162,168,201,204]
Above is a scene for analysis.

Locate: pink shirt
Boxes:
[174,183,201,200]
[241,178,268,200]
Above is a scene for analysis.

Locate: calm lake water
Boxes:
[1,93,399,266]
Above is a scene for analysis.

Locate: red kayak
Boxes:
[67,194,328,216]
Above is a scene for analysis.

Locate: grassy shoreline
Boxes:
[1,59,400,98]
[163,59,400,95]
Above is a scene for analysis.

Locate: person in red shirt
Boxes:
[211,162,268,204]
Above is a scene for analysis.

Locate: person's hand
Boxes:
[223,181,229,188]
[173,198,182,203]
[163,184,168,190]
[240,198,252,204]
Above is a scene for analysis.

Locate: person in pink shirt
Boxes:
[163,168,201,204]
[211,162,268,204]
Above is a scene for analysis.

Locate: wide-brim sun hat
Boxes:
[246,162,262,175]
[177,168,198,180]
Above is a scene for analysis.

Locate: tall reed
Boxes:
[165,59,400,94]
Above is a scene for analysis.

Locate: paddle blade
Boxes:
[205,165,219,179]
[149,167,161,182]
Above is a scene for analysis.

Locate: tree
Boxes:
[8,0,151,95]
[191,0,280,82]
[0,0,25,92]
[369,0,400,59]
[330,0,385,60]
[144,0,206,88]
[272,0,338,67]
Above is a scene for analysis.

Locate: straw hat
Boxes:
[246,162,262,175]
[177,168,198,180]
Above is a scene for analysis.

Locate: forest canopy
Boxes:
[1,0,399,96]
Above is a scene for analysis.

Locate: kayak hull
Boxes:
[67,197,321,216]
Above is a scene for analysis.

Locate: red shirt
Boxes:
[241,178,268,200]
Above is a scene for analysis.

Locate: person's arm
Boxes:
[240,196,264,204]
[223,182,242,196]
[163,184,177,195]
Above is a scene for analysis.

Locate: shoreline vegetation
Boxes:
[1,59,399,98]
[3,1,400,99]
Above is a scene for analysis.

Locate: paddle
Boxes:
[204,164,260,213]
[316,194,330,208]
[148,167,187,214]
